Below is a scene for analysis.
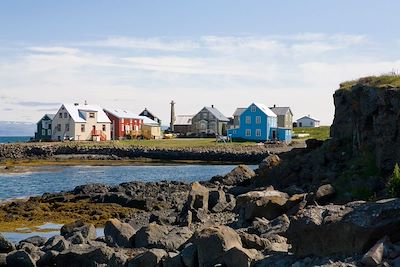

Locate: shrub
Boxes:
[388,163,400,197]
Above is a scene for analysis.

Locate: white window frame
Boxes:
[245,116,251,124]
[245,129,251,136]
[42,129,46,135]
[251,106,256,112]
[256,116,261,124]
[256,129,261,137]
[65,124,69,131]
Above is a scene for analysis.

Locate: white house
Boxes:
[296,115,320,128]
[52,103,111,141]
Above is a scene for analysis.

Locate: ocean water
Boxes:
[0,164,256,201]
[0,136,31,144]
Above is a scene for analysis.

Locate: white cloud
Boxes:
[0,33,397,125]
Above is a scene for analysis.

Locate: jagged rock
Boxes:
[238,231,270,251]
[192,225,242,267]
[60,220,96,240]
[187,182,209,211]
[104,218,136,248]
[66,232,86,245]
[73,183,110,195]
[6,250,36,267]
[287,198,400,256]
[253,214,290,237]
[43,236,70,252]
[361,236,388,266]
[192,208,210,223]
[127,248,167,267]
[258,154,281,176]
[0,254,7,266]
[55,245,114,267]
[0,233,15,253]
[265,234,289,253]
[92,192,151,210]
[109,251,129,267]
[208,190,236,213]
[180,243,197,267]
[236,189,289,222]
[18,242,44,262]
[37,250,59,267]
[315,184,335,203]
[210,165,256,186]
[20,236,48,247]
[163,251,184,267]
[134,223,193,251]
[222,246,260,267]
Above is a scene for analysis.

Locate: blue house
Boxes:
[227,103,292,143]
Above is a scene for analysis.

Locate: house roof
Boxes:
[203,106,229,122]
[138,116,159,126]
[103,108,140,119]
[37,114,56,124]
[252,103,277,117]
[62,104,111,123]
[233,108,246,117]
[139,108,158,119]
[269,106,292,116]
[174,115,193,126]
[297,115,320,122]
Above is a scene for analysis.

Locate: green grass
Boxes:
[293,126,330,141]
[339,74,400,90]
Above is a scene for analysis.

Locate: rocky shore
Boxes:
[0,142,303,165]
[2,80,400,266]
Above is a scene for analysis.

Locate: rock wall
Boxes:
[331,85,400,173]
[0,143,273,163]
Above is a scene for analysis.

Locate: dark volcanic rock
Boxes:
[6,250,36,267]
[19,236,48,247]
[287,198,400,257]
[55,245,114,267]
[60,220,96,240]
[0,234,15,253]
[73,183,110,195]
[127,248,167,267]
[104,218,136,248]
[210,165,256,186]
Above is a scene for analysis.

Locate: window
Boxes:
[245,116,251,124]
[256,129,261,137]
[56,124,61,131]
[89,113,95,118]
[81,124,85,132]
[251,106,256,112]
[64,112,68,118]
[245,129,251,136]
[256,116,261,124]
[42,129,46,135]
[202,113,207,119]
[59,113,62,118]
[48,129,52,135]
[65,124,69,131]
[102,124,106,131]
[121,118,124,123]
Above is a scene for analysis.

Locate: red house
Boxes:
[103,108,143,140]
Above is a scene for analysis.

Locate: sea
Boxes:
[0,136,32,144]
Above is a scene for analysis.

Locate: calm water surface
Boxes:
[0,164,255,201]
[0,136,31,144]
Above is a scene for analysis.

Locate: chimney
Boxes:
[274,104,276,108]
[74,103,79,106]
[211,104,214,108]
[84,100,88,105]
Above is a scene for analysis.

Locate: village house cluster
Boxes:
[34,101,319,143]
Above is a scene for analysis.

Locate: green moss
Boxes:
[334,151,381,200]
[388,163,400,197]
[339,74,400,90]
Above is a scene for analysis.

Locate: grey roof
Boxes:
[297,115,320,122]
[233,108,246,117]
[103,108,140,119]
[174,115,193,126]
[269,107,292,116]
[203,106,229,122]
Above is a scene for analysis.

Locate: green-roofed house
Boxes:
[35,114,55,141]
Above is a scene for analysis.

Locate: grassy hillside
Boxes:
[293,126,330,141]
[339,74,400,90]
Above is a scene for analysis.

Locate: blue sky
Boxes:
[0,0,399,124]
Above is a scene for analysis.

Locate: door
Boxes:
[272,130,277,140]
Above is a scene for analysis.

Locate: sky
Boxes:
[0,0,399,125]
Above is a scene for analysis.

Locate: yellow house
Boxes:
[139,116,161,139]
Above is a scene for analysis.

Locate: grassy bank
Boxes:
[293,126,331,141]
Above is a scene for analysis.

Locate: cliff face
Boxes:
[331,85,400,173]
